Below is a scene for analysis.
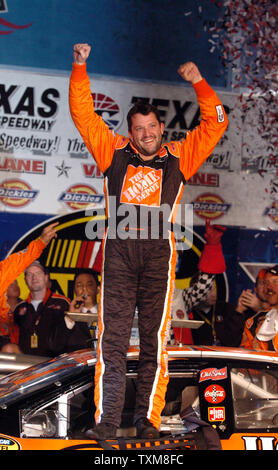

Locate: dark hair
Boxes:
[127,101,161,132]
[73,268,100,286]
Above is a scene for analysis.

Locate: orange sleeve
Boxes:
[0,238,45,298]
[177,79,228,180]
[69,63,120,174]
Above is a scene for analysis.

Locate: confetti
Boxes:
[205,0,278,169]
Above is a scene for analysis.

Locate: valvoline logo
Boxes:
[192,193,231,220]
[92,93,123,131]
[0,179,38,207]
[59,184,104,211]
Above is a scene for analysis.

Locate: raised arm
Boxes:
[0,222,58,298]
[175,62,228,180]
[69,43,119,173]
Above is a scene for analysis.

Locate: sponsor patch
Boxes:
[120,165,162,206]
[208,407,225,422]
[204,384,226,404]
[199,367,228,383]
[216,104,225,123]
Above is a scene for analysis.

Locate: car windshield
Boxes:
[0,350,96,409]
[231,367,278,430]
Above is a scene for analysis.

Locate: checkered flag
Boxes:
[168,272,214,344]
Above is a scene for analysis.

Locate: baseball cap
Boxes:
[257,268,267,279]
[265,265,278,276]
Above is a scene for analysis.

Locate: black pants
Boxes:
[94,235,176,429]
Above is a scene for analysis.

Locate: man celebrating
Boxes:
[69,43,228,440]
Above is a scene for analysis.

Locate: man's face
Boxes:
[7,280,20,298]
[205,284,217,306]
[255,277,268,303]
[128,112,164,160]
[74,273,98,305]
[25,266,48,294]
[263,273,278,307]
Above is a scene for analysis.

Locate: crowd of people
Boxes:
[1,221,277,357]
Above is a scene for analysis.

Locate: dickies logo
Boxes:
[120,165,162,206]
[59,184,104,211]
[192,193,231,220]
[92,93,123,131]
[0,179,38,208]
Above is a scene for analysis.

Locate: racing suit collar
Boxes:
[128,141,169,162]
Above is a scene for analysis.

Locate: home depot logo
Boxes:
[121,165,162,206]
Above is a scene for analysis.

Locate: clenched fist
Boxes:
[178,62,202,84]
[73,43,91,65]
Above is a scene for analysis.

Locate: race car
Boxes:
[0,345,277,451]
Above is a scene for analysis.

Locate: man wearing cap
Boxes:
[239,269,271,350]
[255,266,278,351]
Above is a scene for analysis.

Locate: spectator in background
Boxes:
[49,269,98,353]
[0,280,21,352]
[239,269,271,350]
[170,219,227,345]
[13,262,95,357]
[252,265,278,352]
[6,279,21,312]
[13,261,71,356]
[0,223,58,352]
[187,280,246,347]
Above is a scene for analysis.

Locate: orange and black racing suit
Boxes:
[69,63,228,429]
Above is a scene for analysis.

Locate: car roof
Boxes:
[0,346,278,408]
